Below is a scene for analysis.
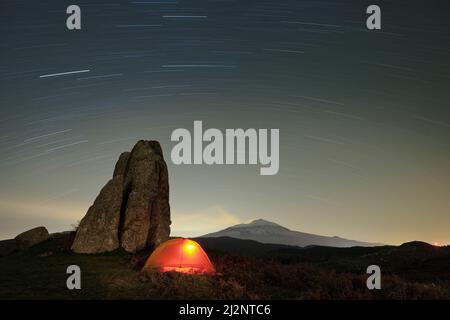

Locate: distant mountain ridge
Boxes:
[202,219,382,248]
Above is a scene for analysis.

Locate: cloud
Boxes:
[171,205,241,237]
[0,198,84,221]
[0,198,85,239]
[0,198,242,240]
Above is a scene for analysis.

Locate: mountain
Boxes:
[202,219,382,248]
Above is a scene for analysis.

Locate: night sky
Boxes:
[1,0,449,245]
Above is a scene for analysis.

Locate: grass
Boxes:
[0,235,449,300]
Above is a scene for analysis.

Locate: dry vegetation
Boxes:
[0,235,449,300]
[138,254,450,300]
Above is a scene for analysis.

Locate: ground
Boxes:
[0,234,449,299]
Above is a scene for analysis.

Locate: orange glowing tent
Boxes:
[143,238,215,275]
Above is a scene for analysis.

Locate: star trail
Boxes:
[0,0,449,244]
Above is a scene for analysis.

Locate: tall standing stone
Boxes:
[71,175,123,253]
[71,140,171,254]
[120,141,171,252]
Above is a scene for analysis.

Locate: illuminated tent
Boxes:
[143,238,215,275]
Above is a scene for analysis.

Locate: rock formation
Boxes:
[14,226,49,249]
[71,140,171,254]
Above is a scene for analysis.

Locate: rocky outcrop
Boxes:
[113,151,130,178]
[120,141,170,252]
[14,226,49,249]
[71,140,171,254]
[71,176,123,253]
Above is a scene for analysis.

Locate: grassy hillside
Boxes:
[0,234,449,299]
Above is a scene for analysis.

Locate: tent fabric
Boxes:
[143,238,215,275]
